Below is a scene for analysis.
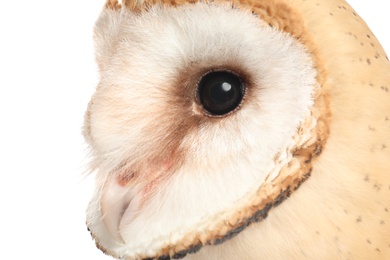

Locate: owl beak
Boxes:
[98,158,174,244]
[99,173,142,243]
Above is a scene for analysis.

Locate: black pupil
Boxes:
[198,71,244,115]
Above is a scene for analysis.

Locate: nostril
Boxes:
[116,169,136,187]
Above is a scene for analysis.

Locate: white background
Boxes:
[0,1,388,259]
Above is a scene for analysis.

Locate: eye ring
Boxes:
[196,70,246,116]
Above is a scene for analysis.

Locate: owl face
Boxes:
[84,2,324,259]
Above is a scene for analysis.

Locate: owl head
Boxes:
[83,0,329,258]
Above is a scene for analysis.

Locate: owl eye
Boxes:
[197,71,245,116]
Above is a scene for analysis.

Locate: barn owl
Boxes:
[83,0,390,259]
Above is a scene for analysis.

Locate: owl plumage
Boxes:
[84,0,390,259]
